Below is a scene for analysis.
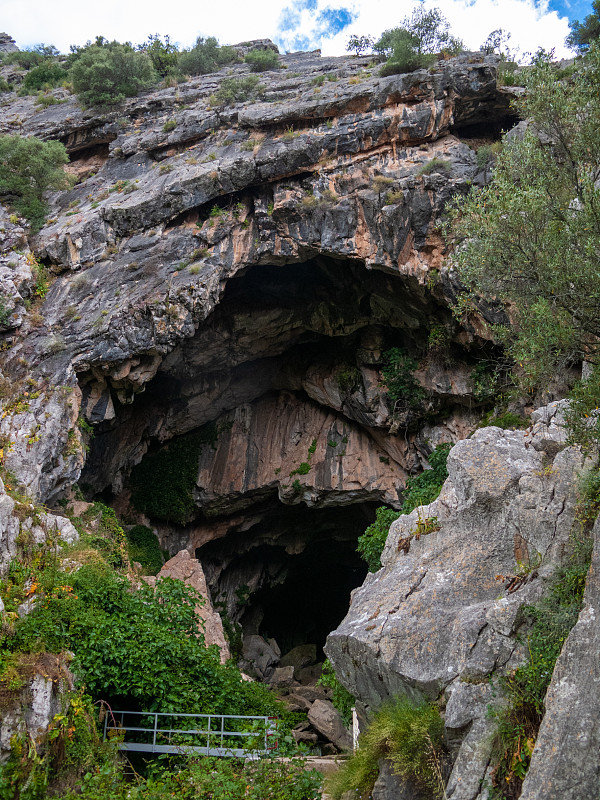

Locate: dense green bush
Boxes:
[178,36,237,76]
[70,42,157,106]
[58,755,322,800]
[379,30,431,75]
[376,6,462,76]
[9,564,280,717]
[380,347,425,411]
[449,48,600,446]
[130,424,219,524]
[212,75,264,106]
[327,696,447,799]
[125,525,163,575]
[22,62,67,91]
[4,48,48,70]
[357,443,451,572]
[140,34,179,77]
[244,49,279,72]
[0,134,69,230]
[401,442,451,513]
[357,507,401,572]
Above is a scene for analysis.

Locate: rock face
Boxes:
[519,512,600,800]
[326,401,589,798]
[0,34,17,54]
[146,549,230,662]
[0,653,74,759]
[0,45,521,661]
[0,47,512,512]
[0,477,78,577]
[308,698,353,751]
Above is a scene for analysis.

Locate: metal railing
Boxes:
[104,710,279,758]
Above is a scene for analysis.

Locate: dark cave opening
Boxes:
[450,115,520,141]
[196,502,375,657]
[77,252,498,667]
[253,536,368,656]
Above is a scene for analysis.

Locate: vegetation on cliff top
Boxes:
[450,45,600,449]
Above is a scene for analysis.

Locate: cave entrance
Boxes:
[196,502,375,658]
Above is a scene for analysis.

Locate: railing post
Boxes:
[207,715,211,753]
[221,715,224,750]
[153,713,158,750]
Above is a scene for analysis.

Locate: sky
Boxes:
[0,0,594,61]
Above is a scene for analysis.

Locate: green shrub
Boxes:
[379,30,431,75]
[22,62,67,91]
[130,423,225,524]
[357,506,400,572]
[70,42,157,106]
[35,92,59,107]
[244,49,279,72]
[289,462,311,476]
[125,525,163,575]
[0,134,69,231]
[380,347,425,410]
[479,410,529,430]
[10,564,280,717]
[417,157,452,176]
[401,442,451,513]
[213,75,263,106]
[139,33,179,77]
[376,6,461,76]
[178,36,237,76]
[357,445,450,573]
[327,696,447,799]
[162,118,177,132]
[6,49,47,70]
[476,144,494,170]
[317,660,354,725]
[59,755,322,800]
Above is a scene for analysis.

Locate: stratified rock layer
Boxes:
[0,48,511,509]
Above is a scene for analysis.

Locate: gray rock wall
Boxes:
[326,402,592,798]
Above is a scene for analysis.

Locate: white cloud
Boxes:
[321,0,573,59]
[3,0,573,60]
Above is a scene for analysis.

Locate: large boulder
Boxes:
[241,635,280,680]
[308,698,352,751]
[326,402,587,797]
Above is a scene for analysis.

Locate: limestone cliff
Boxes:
[1,39,589,796]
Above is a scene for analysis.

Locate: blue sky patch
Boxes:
[276,1,357,52]
[316,6,356,36]
[547,0,593,20]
